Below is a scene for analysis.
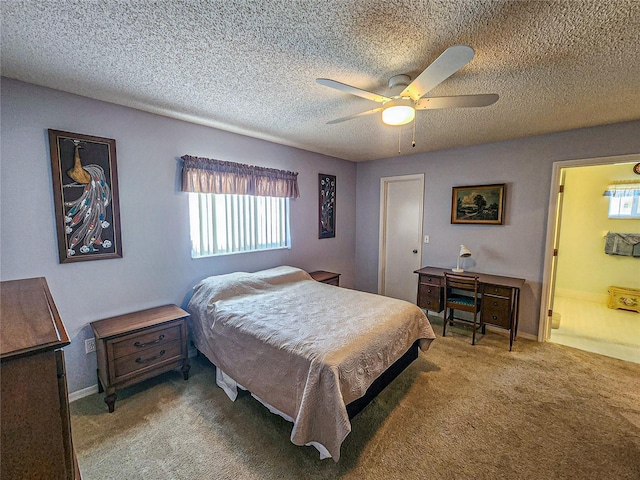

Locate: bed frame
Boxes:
[346,340,420,418]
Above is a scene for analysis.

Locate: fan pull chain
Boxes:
[412,116,417,148]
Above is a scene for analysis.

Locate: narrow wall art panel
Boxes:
[319,173,336,239]
[48,129,123,263]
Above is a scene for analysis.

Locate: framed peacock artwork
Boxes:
[48,129,123,263]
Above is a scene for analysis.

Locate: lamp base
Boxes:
[451,268,464,273]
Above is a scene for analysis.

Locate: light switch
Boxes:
[423,235,430,244]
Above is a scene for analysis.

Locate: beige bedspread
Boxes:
[187,266,435,461]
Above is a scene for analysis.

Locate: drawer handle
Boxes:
[492,315,498,320]
[135,350,165,364]
[493,301,498,306]
[427,289,432,293]
[134,334,165,348]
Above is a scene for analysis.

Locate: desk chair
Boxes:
[443,273,483,345]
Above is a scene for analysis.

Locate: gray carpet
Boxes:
[70,325,640,479]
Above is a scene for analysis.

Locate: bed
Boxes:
[187,266,435,461]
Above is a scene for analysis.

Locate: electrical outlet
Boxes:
[85,338,96,354]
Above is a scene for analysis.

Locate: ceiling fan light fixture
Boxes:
[381,98,415,126]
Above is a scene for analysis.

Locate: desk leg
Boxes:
[513,288,521,338]
[509,288,521,351]
[509,327,514,351]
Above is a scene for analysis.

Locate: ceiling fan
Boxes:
[317,45,498,126]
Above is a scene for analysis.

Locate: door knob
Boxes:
[412,249,418,254]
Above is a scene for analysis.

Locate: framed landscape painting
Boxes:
[451,184,505,225]
[48,129,123,263]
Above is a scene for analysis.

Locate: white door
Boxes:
[378,174,424,303]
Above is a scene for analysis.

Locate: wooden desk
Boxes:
[414,266,525,350]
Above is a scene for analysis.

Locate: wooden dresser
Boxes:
[1,277,81,480]
[91,305,190,412]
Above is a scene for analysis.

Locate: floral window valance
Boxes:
[181,155,299,198]
[603,180,640,197]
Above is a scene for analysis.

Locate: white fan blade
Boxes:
[326,107,383,124]
[416,94,499,110]
[401,45,475,101]
[317,78,390,104]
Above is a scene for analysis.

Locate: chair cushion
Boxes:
[448,295,479,307]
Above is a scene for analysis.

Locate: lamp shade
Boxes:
[452,244,472,272]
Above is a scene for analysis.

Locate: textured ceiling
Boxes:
[2,0,639,162]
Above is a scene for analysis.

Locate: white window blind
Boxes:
[189,193,290,257]
[604,181,640,219]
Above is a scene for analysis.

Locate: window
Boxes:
[604,181,640,219]
[189,193,290,257]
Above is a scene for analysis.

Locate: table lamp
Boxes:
[452,244,472,273]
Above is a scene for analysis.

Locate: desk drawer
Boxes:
[418,284,443,312]
[111,324,181,359]
[483,284,512,298]
[419,275,442,287]
[482,296,511,329]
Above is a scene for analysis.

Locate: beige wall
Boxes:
[556,163,640,297]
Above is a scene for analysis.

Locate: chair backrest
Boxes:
[444,273,480,312]
[444,273,480,294]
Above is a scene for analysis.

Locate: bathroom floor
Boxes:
[550,295,640,364]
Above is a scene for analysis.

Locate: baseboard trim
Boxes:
[485,325,538,341]
[69,354,198,403]
[556,288,608,305]
[69,384,99,403]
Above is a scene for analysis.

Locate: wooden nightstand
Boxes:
[90,305,190,413]
[309,270,341,286]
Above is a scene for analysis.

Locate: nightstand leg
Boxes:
[182,362,191,380]
[104,388,117,413]
[97,369,104,393]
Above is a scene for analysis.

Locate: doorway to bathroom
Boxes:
[540,155,640,364]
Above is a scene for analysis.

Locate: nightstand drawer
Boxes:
[324,277,340,286]
[113,340,183,379]
[111,324,182,359]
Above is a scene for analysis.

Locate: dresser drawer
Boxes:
[418,283,443,312]
[110,324,182,359]
[482,296,512,328]
[113,340,183,379]
[483,284,512,298]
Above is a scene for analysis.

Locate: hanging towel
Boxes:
[604,233,640,257]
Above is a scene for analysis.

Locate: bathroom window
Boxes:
[604,182,640,219]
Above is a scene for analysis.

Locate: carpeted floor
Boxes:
[70,324,640,479]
